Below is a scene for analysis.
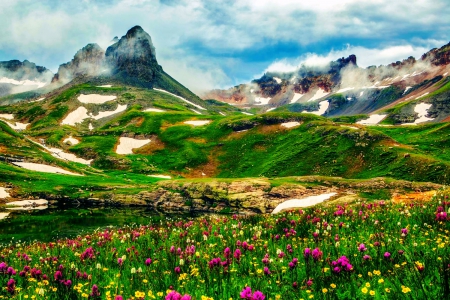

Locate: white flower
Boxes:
[179,259,185,266]
[131,267,136,274]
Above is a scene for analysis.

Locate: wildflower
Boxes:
[174,266,181,274]
[7,279,15,294]
[330,283,336,289]
[322,288,328,294]
[384,252,391,259]
[361,287,368,294]
[370,290,375,296]
[312,248,322,261]
[358,243,367,252]
[145,258,152,266]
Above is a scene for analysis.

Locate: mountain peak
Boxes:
[105,25,160,84]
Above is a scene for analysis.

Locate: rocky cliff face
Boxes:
[203,55,358,105]
[105,25,162,84]
[52,43,106,83]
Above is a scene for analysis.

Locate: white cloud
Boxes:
[264,41,446,75]
[0,0,448,90]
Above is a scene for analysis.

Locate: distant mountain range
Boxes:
[204,42,450,124]
[0,27,449,125]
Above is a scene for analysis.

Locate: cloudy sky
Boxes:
[0,0,449,93]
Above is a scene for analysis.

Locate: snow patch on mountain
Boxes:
[154,88,206,110]
[290,93,304,103]
[116,137,151,155]
[308,89,329,102]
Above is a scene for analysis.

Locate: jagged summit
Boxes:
[52,43,105,83]
[105,25,161,83]
[0,60,52,80]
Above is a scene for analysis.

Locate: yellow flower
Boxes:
[401,286,411,293]
[361,287,368,294]
[275,295,281,300]
[143,279,148,283]
[370,290,375,296]
[365,282,371,288]
[330,283,336,289]
[135,291,145,298]
[201,296,214,300]
[378,278,384,284]
[385,288,390,293]
[157,292,164,297]
[322,288,328,294]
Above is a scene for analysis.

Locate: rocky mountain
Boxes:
[0,60,53,97]
[204,42,450,125]
[105,25,162,84]
[52,43,106,83]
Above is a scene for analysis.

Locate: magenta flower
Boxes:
[174,266,181,274]
[117,258,123,266]
[115,296,124,300]
[436,211,447,221]
[363,255,371,261]
[253,291,265,300]
[358,243,367,252]
[240,287,252,299]
[263,266,271,275]
[384,252,391,259]
[234,249,242,261]
[7,279,15,294]
[303,248,311,259]
[312,248,323,261]
[145,258,152,266]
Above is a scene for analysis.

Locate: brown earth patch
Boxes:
[442,115,450,122]
[180,149,221,178]
[391,191,436,204]
[0,145,7,153]
[187,137,207,144]
[126,117,145,127]
[253,144,267,151]
[256,124,283,134]
[134,135,165,154]
[379,139,414,150]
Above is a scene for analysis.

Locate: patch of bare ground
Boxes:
[179,149,221,178]
[391,191,436,204]
[134,135,165,154]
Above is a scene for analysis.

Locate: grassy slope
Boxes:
[1,82,450,201]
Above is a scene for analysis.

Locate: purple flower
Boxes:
[145,258,152,266]
[303,248,311,259]
[253,291,265,300]
[115,296,124,300]
[240,287,252,299]
[234,249,242,262]
[263,267,271,275]
[224,247,231,258]
[90,284,100,298]
[401,228,408,236]
[312,248,323,261]
[174,266,181,274]
[363,255,371,261]
[54,270,63,281]
[7,279,15,294]
[384,252,391,259]
[117,258,123,266]
[358,243,367,252]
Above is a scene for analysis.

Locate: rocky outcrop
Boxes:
[52,43,106,83]
[105,25,162,84]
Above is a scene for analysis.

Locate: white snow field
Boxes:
[308,89,329,102]
[356,114,387,125]
[303,100,329,116]
[77,94,117,104]
[12,162,83,176]
[116,137,151,155]
[272,193,337,214]
[183,120,211,126]
[280,122,301,128]
[153,88,206,110]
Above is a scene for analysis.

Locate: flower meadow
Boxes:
[0,189,449,299]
